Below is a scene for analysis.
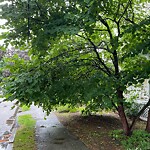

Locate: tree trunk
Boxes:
[146,108,150,133]
[117,89,132,136]
[118,105,131,136]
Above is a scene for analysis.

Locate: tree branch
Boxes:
[115,1,121,20]
[76,34,87,40]
[92,60,111,76]
[87,37,112,76]
[129,98,150,131]
[34,0,48,19]
[113,50,119,76]
[123,17,136,24]
[98,15,113,40]
[76,34,112,76]
[129,0,135,24]
[93,28,108,32]
[112,101,118,110]
[118,0,131,23]
[97,41,112,53]
[115,0,131,37]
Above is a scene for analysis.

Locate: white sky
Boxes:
[0,1,9,45]
[0,19,7,45]
[0,19,7,25]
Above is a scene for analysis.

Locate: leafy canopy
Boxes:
[0,0,150,113]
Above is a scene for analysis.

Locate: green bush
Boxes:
[21,105,30,111]
[111,130,150,150]
[125,102,139,118]
[56,104,78,113]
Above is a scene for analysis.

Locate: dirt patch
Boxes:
[56,112,146,150]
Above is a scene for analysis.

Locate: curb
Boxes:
[7,106,19,150]
[10,106,19,133]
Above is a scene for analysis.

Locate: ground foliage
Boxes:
[111,129,150,149]
[0,0,150,135]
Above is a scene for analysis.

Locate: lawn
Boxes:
[13,114,36,150]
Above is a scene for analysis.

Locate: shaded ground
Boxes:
[56,112,146,150]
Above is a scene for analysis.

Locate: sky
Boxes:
[0,19,7,45]
[0,1,8,45]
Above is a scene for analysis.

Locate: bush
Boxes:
[21,105,30,111]
[55,104,78,113]
[125,102,139,118]
[111,130,150,150]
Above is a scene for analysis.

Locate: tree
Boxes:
[0,0,150,135]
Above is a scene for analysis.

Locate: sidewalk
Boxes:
[19,105,89,150]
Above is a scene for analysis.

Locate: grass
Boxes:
[55,104,84,113]
[13,114,36,150]
[21,105,30,111]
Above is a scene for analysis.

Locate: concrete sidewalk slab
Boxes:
[19,105,89,150]
[35,113,89,150]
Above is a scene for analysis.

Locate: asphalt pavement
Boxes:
[0,98,18,150]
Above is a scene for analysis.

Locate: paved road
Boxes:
[19,105,89,150]
[0,98,18,149]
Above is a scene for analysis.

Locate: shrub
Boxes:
[21,105,30,111]
[111,130,150,150]
[125,102,139,118]
[55,104,78,113]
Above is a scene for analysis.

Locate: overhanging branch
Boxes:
[87,37,112,76]
[129,98,150,131]
[118,0,131,23]
[97,41,112,53]
[98,15,113,40]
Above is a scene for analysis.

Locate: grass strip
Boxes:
[13,114,36,150]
